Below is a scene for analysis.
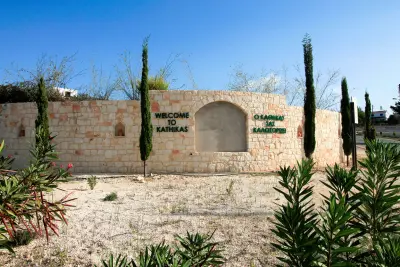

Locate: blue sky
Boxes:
[1,1,400,112]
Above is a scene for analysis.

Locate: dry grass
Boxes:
[0,173,331,267]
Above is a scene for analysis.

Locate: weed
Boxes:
[10,230,36,246]
[87,175,97,190]
[103,192,118,201]
[53,247,68,266]
[170,203,189,214]
[226,180,235,196]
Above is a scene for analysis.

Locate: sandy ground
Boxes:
[0,171,335,267]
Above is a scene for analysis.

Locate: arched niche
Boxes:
[195,101,247,152]
[19,124,25,137]
[115,122,125,137]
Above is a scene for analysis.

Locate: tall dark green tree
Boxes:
[340,77,352,166]
[35,77,50,157]
[139,37,153,176]
[302,34,316,158]
[364,92,375,141]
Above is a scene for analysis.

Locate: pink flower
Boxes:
[51,162,56,167]
[67,163,73,169]
[60,164,64,168]
[7,155,12,158]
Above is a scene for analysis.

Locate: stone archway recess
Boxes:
[195,101,247,152]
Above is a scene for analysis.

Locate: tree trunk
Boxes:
[144,160,146,177]
[346,155,349,167]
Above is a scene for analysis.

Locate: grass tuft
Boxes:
[103,192,118,201]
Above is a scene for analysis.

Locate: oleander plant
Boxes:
[0,126,75,253]
[272,139,400,266]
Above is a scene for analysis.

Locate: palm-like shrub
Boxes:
[272,140,400,266]
[97,231,224,267]
[0,127,74,253]
[353,140,400,242]
[272,159,319,266]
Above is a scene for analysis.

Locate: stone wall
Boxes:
[0,90,343,173]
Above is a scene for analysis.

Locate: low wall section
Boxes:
[0,91,343,173]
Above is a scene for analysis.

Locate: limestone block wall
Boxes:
[0,91,343,173]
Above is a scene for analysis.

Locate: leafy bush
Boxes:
[272,140,400,266]
[136,76,169,91]
[0,127,74,253]
[87,175,97,190]
[96,231,224,267]
[0,83,104,103]
[387,114,400,125]
[9,230,36,247]
[103,192,118,201]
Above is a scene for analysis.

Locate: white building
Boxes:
[371,110,387,122]
[54,87,78,97]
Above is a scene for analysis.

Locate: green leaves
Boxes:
[323,164,359,202]
[354,140,400,241]
[272,159,319,266]
[0,128,74,252]
[303,33,316,158]
[273,140,400,266]
[341,77,352,160]
[98,254,134,267]
[96,231,224,267]
[316,194,360,266]
[139,37,153,164]
[174,231,224,266]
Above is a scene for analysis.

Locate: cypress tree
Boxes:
[35,77,50,157]
[340,77,352,166]
[364,92,375,141]
[139,37,153,176]
[302,34,316,158]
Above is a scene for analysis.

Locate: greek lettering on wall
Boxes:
[253,114,287,134]
[154,112,189,133]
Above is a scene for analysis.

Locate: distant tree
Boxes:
[303,34,316,158]
[227,64,281,93]
[358,106,365,126]
[139,37,153,176]
[228,64,340,110]
[5,53,81,94]
[340,77,352,166]
[86,65,117,100]
[387,114,400,125]
[292,64,340,110]
[364,92,376,141]
[115,51,178,100]
[35,77,50,157]
[390,101,400,114]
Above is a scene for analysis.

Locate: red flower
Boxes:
[51,162,56,167]
[67,163,73,169]
[60,164,64,168]
[7,155,12,158]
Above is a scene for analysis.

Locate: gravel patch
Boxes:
[0,172,330,267]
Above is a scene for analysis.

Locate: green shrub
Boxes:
[103,192,118,201]
[136,76,169,91]
[87,175,97,190]
[0,128,73,253]
[96,231,224,267]
[272,140,400,266]
[9,230,36,247]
